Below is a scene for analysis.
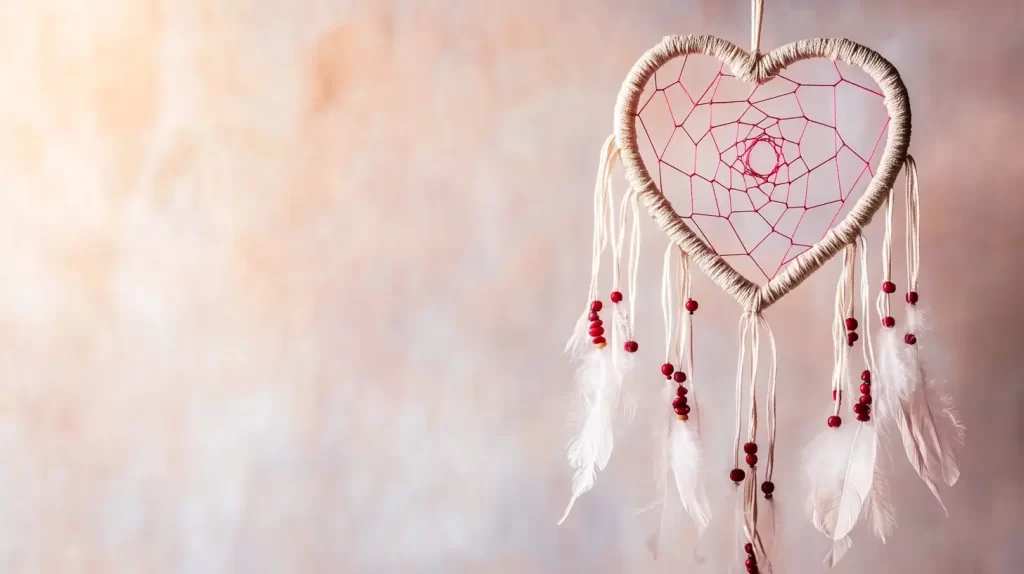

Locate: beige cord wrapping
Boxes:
[615,36,911,313]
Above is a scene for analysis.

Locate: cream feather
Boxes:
[865,455,897,542]
[631,383,673,557]
[631,383,711,557]
[560,348,621,524]
[805,420,877,566]
[885,306,964,513]
[669,408,712,536]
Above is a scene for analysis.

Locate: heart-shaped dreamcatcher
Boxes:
[559,1,963,569]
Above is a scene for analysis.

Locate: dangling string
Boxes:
[733,314,752,471]
[904,155,920,295]
[662,243,676,365]
[751,0,765,54]
[875,186,895,322]
[759,314,778,486]
[859,235,877,377]
[587,135,618,304]
[832,242,857,410]
[678,252,700,432]
[623,188,642,336]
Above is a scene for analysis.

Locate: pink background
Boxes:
[0,1,1020,572]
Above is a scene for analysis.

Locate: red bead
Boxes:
[676,386,688,397]
[906,291,919,304]
[588,311,600,321]
[847,332,859,346]
[763,493,772,500]
[679,405,691,415]
[685,299,699,313]
[828,415,842,428]
[590,300,603,312]
[610,291,623,303]
[882,281,896,294]
[832,390,841,400]
[589,327,605,337]
[592,336,606,345]
[624,341,639,353]
[746,558,756,568]
[845,317,859,331]
[860,383,871,394]
[853,403,867,415]
[905,333,917,345]
[743,442,758,454]
[856,413,870,422]
[761,481,775,495]
[861,370,871,382]
[730,468,746,482]
[745,454,758,466]
[859,394,872,405]
[673,371,687,383]
[590,319,603,328]
[674,407,686,416]
[672,397,686,408]
[747,567,759,574]
[744,543,754,554]
[882,316,896,328]
[661,363,675,376]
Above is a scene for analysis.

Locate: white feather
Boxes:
[875,327,908,423]
[564,308,591,360]
[887,306,965,513]
[669,411,712,535]
[631,384,673,557]
[865,454,897,542]
[560,348,621,524]
[804,421,877,566]
[822,536,852,567]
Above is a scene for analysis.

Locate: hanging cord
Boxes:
[677,252,700,432]
[759,314,778,485]
[661,243,676,364]
[627,190,641,334]
[751,0,765,54]
[587,136,619,303]
[733,314,752,471]
[612,187,641,338]
[858,235,877,376]
[904,155,920,294]
[874,186,895,321]
[832,243,857,412]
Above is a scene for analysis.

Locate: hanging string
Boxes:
[627,189,641,334]
[759,314,779,484]
[733,314,752,471]
[662,243,676,364]
[858,235,877,374]
[832,243,856,412]
[678,252,701,432]
[875,186,895,321]
[904,155,920,293]
[613,186,641,338]
[751,0,765,54]
[586,136,618,304]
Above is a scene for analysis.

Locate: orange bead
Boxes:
[677,414,689,421]
[595,341,607,349]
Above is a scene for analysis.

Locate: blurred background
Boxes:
[0,1,1020,572]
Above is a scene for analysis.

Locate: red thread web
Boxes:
[636,56,891,282]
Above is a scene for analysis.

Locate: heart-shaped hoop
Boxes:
[615,35,910,313]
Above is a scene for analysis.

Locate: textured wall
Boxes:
[0,1,1020,572]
